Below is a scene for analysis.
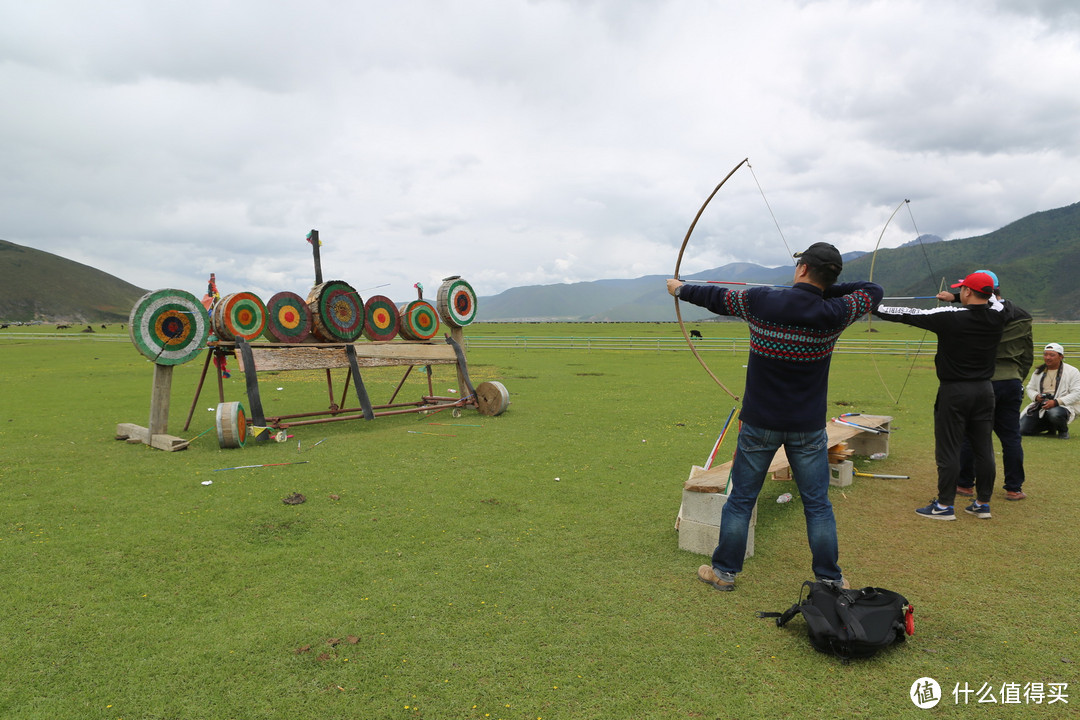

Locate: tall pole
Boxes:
[308,229,323,285]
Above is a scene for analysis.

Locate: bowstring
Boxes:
[890,201,939,406]
[747,161,796,264]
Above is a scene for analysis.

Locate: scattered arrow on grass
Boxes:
[214,461,311,472]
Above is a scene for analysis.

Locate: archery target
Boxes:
[362,295,400,341]
[212,292,266,341]
[307,280,364,342]
[397,299,441,341]
[128,289,210,365]
[437,276,478,327]
[263,291,312,343]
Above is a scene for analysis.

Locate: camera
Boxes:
[1026,393,1056,416]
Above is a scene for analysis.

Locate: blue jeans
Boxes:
[1019,405,1070,435]
[711,423,842,584]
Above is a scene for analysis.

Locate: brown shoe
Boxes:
[1006,490,1027,501]
[955,486,974,497]
[697,565,734,592]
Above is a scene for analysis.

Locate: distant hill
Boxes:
[4,200,1078,323]
[0,240,148,323]
[478,202,1080,321]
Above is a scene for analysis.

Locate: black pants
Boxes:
[959,378,1025,492]
[934,381,995,506]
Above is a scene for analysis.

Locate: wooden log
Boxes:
[475,381,509,416]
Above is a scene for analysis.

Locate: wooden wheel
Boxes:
[215,401,248,448]
[475,381,509,416]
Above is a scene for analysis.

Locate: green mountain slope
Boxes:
[479,201,1080,321]
[0,240,148,323]
[845,201,1080,319]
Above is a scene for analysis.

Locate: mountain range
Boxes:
[2,201,1078,323]
[477,202,1080,321]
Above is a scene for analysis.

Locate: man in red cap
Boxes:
[873,271,1006,520]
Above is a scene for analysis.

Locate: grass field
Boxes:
[1,321,1077,719]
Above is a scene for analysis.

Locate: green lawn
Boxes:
[1,322,1077,719]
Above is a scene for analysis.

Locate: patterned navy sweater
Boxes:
[679,281,883,431]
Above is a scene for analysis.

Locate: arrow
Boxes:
[682,280,792,288]
[214,461,310,471]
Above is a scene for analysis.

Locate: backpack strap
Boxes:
[756,580,815,627]
[834,587,880,642]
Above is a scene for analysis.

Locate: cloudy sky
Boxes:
[3,0,1079,304]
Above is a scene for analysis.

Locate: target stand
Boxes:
[192,325,506,430]
[116,289,212,451]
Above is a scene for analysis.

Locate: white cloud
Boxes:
[2,0,1078,304]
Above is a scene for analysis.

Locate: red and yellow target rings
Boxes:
[437,276,478,327]
[213,292,266,341]
[307,280,364,342]
[397,299,440,341]
[362,295,399,341]
[263,291,312,343]
[129,289,210,365]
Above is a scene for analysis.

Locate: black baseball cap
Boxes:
[793,242,843,270]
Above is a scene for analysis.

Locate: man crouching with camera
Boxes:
[1020,342,1080,440]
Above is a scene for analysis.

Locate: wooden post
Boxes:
[149,363,174,437]
[308,229,322,285]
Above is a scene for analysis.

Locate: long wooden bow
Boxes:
[673,158,749,402]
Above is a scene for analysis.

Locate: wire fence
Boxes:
[460,335,942,355]
[4,330,1076,359]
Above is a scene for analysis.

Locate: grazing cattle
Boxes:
[82,325,95,333]
[0,324,8,329]
[101,324,107,329]
[57,324,71,330]
[689,330,703,339]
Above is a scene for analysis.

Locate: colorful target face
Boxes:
[308,280,364,342]
[129,289,211,365]
[399,299,440,340]
[263,291,312,343]
[438,277,478,327]
[214,292,266,341]
[363,295,400,341]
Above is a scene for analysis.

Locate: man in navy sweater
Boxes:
[667,243,882,592]
[873,272,1006,520]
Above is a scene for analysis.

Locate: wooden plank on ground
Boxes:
[683,418,891,493]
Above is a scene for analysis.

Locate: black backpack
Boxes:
[758,581,914,662]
